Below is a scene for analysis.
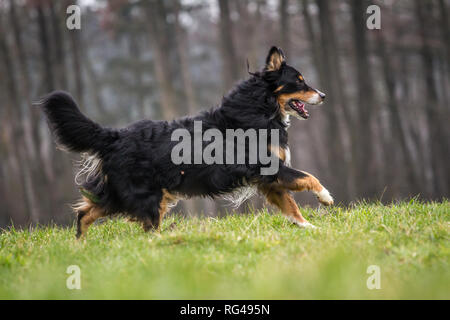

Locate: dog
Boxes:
[39,46,333,238]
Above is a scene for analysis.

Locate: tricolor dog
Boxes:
[39,46,333,238]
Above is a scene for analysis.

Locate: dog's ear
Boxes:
[265,46,286,71]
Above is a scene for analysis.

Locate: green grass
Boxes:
[0,200,448,299]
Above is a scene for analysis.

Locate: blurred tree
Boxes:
[50,1,68,90]
[374,28,421,193]
[0,11,39,223]
[218,0,240,90]
[174,0,198,114]
[145,0,178,119]
[350,0,378,198]
[316,0,351,202]
[415,0,449,195]
[65,0,84,104]
[37,2,55,92]
[279,0,290,55]
[0,0,448,226]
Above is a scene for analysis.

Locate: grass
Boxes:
[0,200,448,299]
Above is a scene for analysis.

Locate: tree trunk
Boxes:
[146,0,178,119]
[350,0,377,198]
[437,0,450,69]
[9,0,54,220]
[129,32,146,117]
[83,48,107,115]
[174,0,198,114]
[414,0,449,196]
[49,1,68,90]
[299,0,327,173]
[279,0,290,54]
[218,0,240,90]
[315,0,351,202]
[37,3,55,92]
[374,29,422,195]
[9,0,40,160]
[0,13,40,223]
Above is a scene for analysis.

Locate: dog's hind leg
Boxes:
[76,207,106,239]
[74,197,106,239]
[76,211,87,239]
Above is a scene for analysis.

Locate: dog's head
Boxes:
[263,46,325,120]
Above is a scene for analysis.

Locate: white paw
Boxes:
[288,217,317,229]
[316,188,334,206]
[296,221,317,229]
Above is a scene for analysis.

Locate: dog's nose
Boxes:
[319,92,326,100]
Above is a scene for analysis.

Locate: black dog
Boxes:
[40,47,333,238]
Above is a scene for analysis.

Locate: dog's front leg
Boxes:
[277,166,334,206]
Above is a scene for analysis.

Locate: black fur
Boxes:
[39,91,118,154]
[39,47,316,225]
[76,210,86,239]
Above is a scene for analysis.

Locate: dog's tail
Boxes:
[38,91,117,154]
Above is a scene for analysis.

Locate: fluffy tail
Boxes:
[38,91,117,154]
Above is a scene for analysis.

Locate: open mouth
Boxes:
[288,99,309,119]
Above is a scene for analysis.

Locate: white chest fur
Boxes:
[282,114,291,128]
[281,114,291,167]
[284,146,291,166]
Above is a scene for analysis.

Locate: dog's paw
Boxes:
[291,219,318,229]
[167,222,177,231]
[316,188,334,206]
[298,221,317,229]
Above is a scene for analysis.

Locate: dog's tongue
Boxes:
[295,101,305,113]
[293,101,309,119]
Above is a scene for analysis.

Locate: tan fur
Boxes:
[159,189,178,221]
[74,196,106,238]
[269,144,286,162]
[274,85,285,93]
[280,171,324,194]
[141,189,179,232]
[259,185,308,224]
[266,51,285,71]
[258,171,328,225]
[72,196,93,213]
[277,90,318,110]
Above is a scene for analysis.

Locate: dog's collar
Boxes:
[80,188,100,204]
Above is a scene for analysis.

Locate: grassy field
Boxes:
[0,200,448,299]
